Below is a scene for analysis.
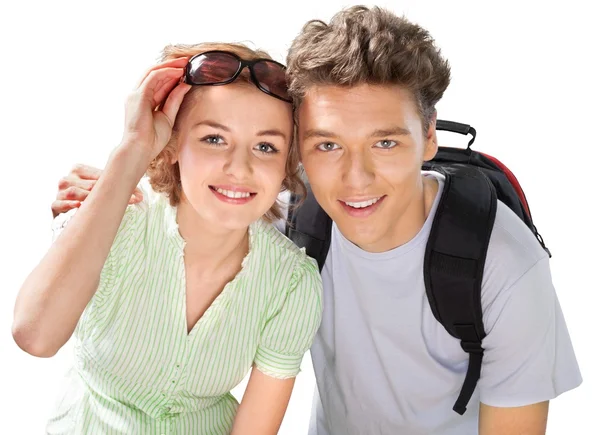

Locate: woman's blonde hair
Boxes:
[147,42,305,222]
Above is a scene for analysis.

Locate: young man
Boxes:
[284,6,581,434]
[50,6,581,434]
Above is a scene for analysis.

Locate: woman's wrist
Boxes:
[112,140,154,177]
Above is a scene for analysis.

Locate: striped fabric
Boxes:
[46,180,323,434]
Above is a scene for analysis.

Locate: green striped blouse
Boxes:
[46,180,323,434]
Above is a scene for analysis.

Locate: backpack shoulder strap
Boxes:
[286,185,332,272]
[424,166,497,415]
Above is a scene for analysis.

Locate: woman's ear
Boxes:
[168,136,180,164]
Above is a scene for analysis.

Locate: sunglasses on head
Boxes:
[184,50,291,103]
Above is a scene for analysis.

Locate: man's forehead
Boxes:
[297,84,420,133]
[303,83,383,104]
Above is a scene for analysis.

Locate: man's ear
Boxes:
[423,111,438,162]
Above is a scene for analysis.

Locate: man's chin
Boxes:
[334,218,384,252]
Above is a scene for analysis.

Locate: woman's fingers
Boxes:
[135,57,188,89]
[161,82,192,126]
[152,76,183,110]
[138,67,185,109]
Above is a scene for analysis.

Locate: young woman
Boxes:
[12,42,322,435]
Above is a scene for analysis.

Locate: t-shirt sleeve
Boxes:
[478,256,582,407]
[254,255,323,379]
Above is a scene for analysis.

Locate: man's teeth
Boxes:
[215,188,251,199]
[344,197,381,208]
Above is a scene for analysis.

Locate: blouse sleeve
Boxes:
[254,255,323,379]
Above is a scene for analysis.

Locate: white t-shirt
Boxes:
[308,171,582,435]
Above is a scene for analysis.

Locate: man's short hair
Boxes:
[286,5,451,130]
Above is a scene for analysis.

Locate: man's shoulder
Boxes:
[487,200,548,270]
[480,200,551,311]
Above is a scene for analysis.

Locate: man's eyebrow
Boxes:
[302,129,339,141]
[302,126,411,141]
[368,126,411,137]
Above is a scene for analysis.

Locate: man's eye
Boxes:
[317,142,340,152]
[374,139,397,149]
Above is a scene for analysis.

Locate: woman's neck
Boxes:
[175,200,249,274]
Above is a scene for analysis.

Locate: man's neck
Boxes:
[358,175,439,253]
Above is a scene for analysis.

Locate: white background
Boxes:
[1,0,598,433]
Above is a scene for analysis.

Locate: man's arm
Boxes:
[479,401,549,435]
[476,251,581,434]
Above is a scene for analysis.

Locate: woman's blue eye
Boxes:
[255,143,279,154]
[202,135,225,145]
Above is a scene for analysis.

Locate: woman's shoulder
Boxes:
[250,218,320,278]
[120,177,174,220]
[134,177,168,210]
[118,178,180,242]
[252,218,304,255]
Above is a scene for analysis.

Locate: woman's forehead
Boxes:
[181,84,293,129]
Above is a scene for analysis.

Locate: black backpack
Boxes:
[286,120,550,415]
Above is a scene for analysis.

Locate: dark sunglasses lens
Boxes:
[253,61,290,101]
[188,52,240,84]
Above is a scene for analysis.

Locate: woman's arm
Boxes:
[231,366,296,435]
[230,256,323,433]
[12,58,191,357]
[13,145,149,357]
